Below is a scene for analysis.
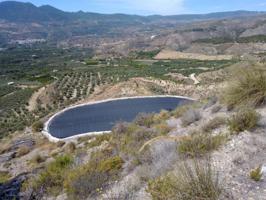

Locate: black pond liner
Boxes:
[46,96,192,139]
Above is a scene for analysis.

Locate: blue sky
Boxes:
[2,0,266,15]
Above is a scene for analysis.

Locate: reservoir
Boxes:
[45,96,192,139]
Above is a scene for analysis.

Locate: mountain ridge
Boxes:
[0,1,265,23]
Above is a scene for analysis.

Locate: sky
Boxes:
[2,0,266,15]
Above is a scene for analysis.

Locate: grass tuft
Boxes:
[250,166,263,182]
[0,171,11,184]
[223,68,266,108]
[202,117,227,133]
[181,109,201,127]
[228,108,260,134]
[147,158,222,200]
[178,133,227,157]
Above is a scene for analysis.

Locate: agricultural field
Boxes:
[0,45,237,138]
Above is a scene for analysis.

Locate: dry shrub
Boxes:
[250,166,263,182]
[171,104,191,118]
[32,120,44,132]
[134,113,155,128]
[16,145,31,157]
[86,134,111,148]
[178,133,227,157]
[147,158,222,200]
[0,171,11,183]
[211,105,222,113]
[32,154,46,164]
[64,150,123,199]
[65,142,76,153]
[223,68,266,108]
[181,109,201,127]
[153,110,171,123]
[29,155,73,197]
[228,107,260,134]
[56,141,66,147]
[154,123,172,135]
[0,143,11,154]
[202,117,227,133]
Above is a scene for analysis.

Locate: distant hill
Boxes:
[0,1,69,22]
[0,1,265,23]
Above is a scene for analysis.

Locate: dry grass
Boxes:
[147,158,222,200]
[223,67,266,108]
[202,117,227,133]
[0,171,11,183]
[178,132,227,157]
[228,108,260,134]
[250,166,263,182]
[16,145,31,157]
[65,142,76,153]
[31,154,46,164]
[181,109,201,127]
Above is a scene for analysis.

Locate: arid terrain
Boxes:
[0,1,266,200]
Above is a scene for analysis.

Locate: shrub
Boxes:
[112,122,129,134]
[178,133,226,157]
[211,105,222,113]
[64,154,123,199]
[0,171,11,183]
[250,166,263,182]
[32,121,43,132]
[134,113,155,128]
[56,141,66,147]
[223,68,266,108]
[112,124,158,157]
[181,109,201,127]
[154,123,172,135]
[65,142,76,153]
[31,155,73,196]
[171,104,190,118]
[32,154,46,164]
[228,108,260,134]
[147,159,222,200]
[202,117,227,133]
[16,145,31,157]
[86,134,111,148]
[153,110,171,123]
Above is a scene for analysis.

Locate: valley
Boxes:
[0,1,266,200]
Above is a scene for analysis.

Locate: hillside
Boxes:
[0,1,266,58]
[0,63,266,199]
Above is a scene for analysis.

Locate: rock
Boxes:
[0,152,16,163]
[10,138,35,151]
[0,173,29,200]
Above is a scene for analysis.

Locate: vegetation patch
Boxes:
[178,133,227,157]
[0,171,11,184]
[202,117,227,133]
[32,120,44,132]
[147,159,222,200]
[64,150,123,199]
[181,109,201,127]
[16,145,31,157]
[29,155,73,196]
[250,166,263,182]
[86,134,111,148]
[223,68,266,108]
[228,108,260,134]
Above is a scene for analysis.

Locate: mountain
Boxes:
[0,1,69,22]
[0,1,265,23]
